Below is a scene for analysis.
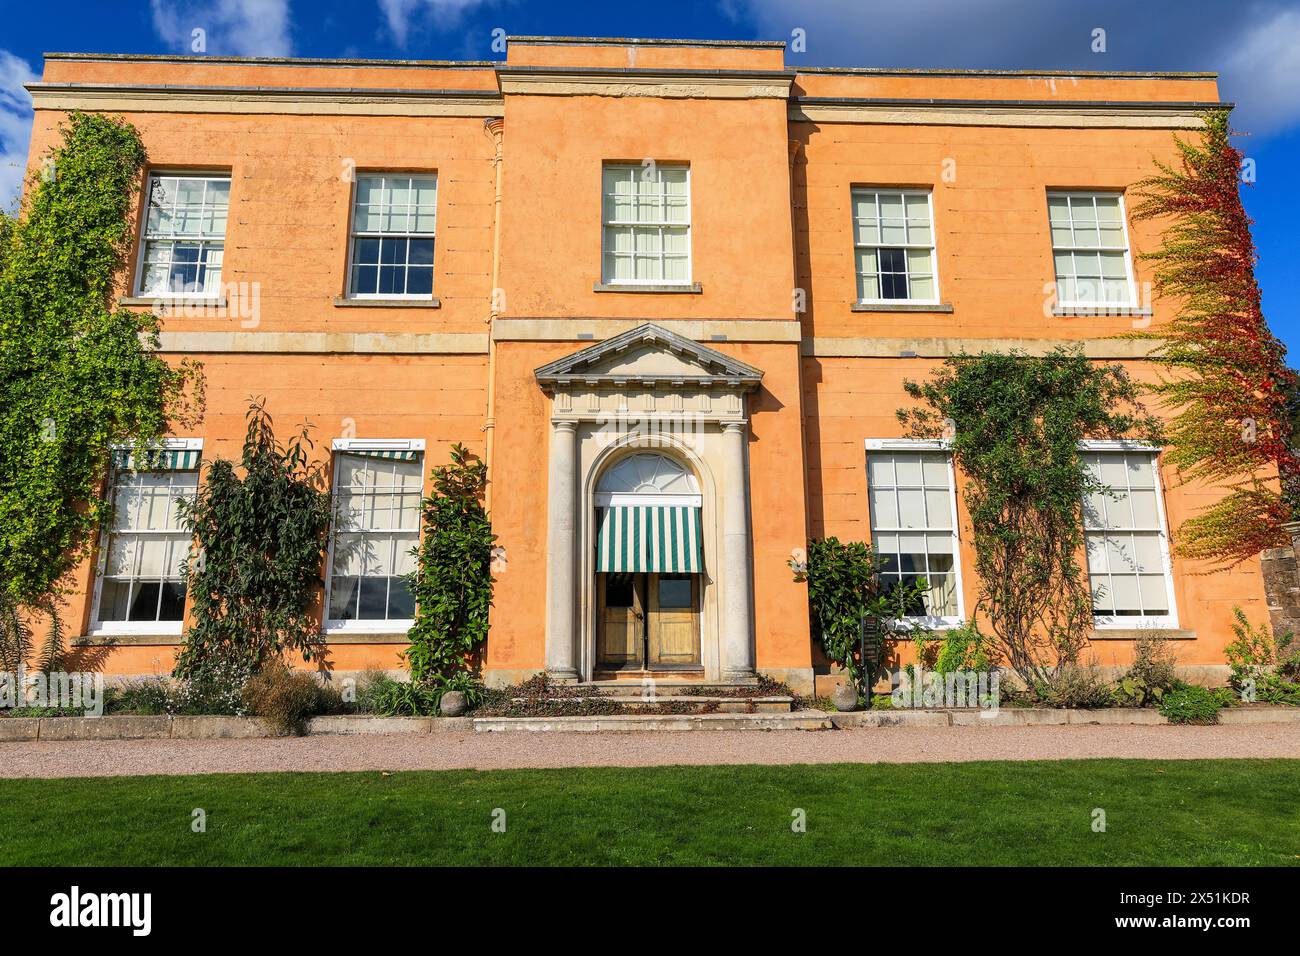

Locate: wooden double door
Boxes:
[597,572,700,671]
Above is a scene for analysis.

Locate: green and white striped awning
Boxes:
[111,447,201,471]
[597,505,702,574]
[342,449,420,462]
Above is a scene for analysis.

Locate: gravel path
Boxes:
[2,724,1298,778]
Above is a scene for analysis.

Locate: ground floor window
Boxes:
[326,442,423,630]
[865,440,963,625]
[92,443,201,633]
[1081,446,1177,626]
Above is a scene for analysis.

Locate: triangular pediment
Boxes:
[535,324,763,391]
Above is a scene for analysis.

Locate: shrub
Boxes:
[107,678,173,715]
[1158,684,1224,725]
[1112,632,1180,707]
[174,401,332,685]
[801,537,929,699]
[1037,664,1112,709]
[405,444,494,686]
[241,662,322,735]
[913,620,995,675]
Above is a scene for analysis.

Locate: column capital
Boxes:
[553,419,579,433]
[722,420,748,434]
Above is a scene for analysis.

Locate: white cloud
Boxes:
[728,0,1300,138]
[379,0,494,48]
[149,0,294,57]
[1218,8,1300,134]
[0,50,37,211]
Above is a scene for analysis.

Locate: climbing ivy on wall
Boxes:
[0,111,202,639]
[1130,108,1299,567]
[899,349,1160,696]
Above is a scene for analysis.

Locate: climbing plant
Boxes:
[1129,108,1299,567]
[404,444,495,686]
[173,401,332,687]
[0,111,202,649]
[899,349,1160,696]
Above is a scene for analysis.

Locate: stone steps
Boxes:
[472,709,834,733]
[519,695,794,713]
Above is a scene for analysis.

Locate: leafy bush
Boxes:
[107,678,173,715]
[351,671,482,717]
[1158,684,1226,725]
[1037,664,1112,709]
[174,401,332,685]
[801,537,929,698]
[1112,632,1180,707]
[913,620,994,675]
[405,444,495,686]
[1224,607,1299,705]
[241,662,323,735]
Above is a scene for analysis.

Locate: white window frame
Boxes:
[864,438,965,630]
[852,188,941,306]
[133,172,231,301]
[1047,191,1138,309]
[324,439,426,635]
[344,173,438,301]
[600,162,693,287]
[90,438,203,637]
[1078,440,1179,630]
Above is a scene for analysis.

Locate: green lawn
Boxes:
[1,759,1297,866]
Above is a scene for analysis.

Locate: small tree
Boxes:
[404,444,495,686]
[173,401,332,688]
[900,349,1160,696]
[800,537,927,700]
[1129,109,1299,567]
[0,112,202,656]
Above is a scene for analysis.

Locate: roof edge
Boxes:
[42,52,497,68]
[796,66,1218,80]
[507,35,786,48]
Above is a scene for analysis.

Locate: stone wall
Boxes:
[1260,522,1300,639]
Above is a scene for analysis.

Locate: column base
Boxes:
[722,668,757,684]
[546,668,580,684]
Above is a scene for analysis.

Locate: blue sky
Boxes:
[0,0,1297,351]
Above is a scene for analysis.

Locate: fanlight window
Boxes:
[597,454,699,503]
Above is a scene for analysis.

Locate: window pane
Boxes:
[329,576,359,620]
[870,488,898,527]
[897,489,927,527]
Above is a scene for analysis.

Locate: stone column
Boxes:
[721,420,756,681]
[544,420,580,681]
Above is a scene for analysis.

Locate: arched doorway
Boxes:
[593,453,704,673]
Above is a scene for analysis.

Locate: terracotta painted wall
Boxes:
[21,42,1254,682]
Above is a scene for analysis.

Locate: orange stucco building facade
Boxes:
[23,37,1256,692]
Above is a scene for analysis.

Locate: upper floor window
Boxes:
[348,174,437,299]
[326,442,424,630]
[1081,446,1177,627]
[137,174,229,298]
[865,441,963,626]
[92,442,202,634]
[602,163,690,285]
[852,188,937,303]
[1048,192,1135,307]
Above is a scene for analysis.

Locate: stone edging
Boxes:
[1,706,1297,740]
